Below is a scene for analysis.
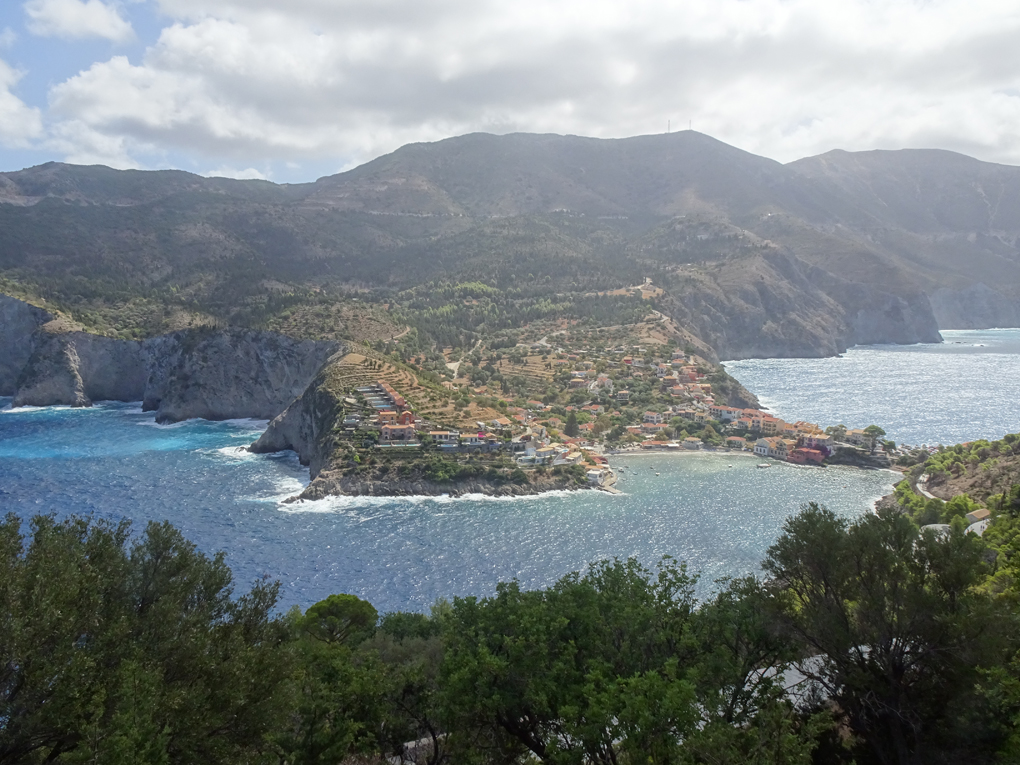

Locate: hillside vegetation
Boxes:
[8,501,1020,764]
[3,131,1020,358]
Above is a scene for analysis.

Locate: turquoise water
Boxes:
[0,399,894,612]
[725,329,1020,447]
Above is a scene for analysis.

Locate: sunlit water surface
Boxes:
[725,329,1020,447]
[0,400,894,612]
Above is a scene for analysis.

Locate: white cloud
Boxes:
[25,0,133,42]
[202,166,267,180]
[47,119,142,167]
[0,58,43,148]
[40,0,1020,172]
[0,28,17,49]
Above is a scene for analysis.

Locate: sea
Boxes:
[725,329,1020,447]
[2,328,1017,614]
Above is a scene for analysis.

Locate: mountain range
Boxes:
[2,130,1020,359]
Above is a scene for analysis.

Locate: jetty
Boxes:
[598,469,623,494]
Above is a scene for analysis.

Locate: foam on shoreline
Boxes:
[277,488,584,513]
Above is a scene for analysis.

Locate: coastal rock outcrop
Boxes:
[142,328,342,423]
[13,334,89,407]
[13,331,146,407]
[295,470,587,501]
[928,283,1020,330]
[2,296,341,422]
[0,294,52,395]
[840,287,942,347]
[662,251,944,360]
[249,350,348,475]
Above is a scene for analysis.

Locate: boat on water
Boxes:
[757,463,771,469]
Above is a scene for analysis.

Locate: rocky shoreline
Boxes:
[292,469,593,502]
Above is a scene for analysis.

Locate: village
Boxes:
[330,333,891,492]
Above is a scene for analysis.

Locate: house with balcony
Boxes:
[770,438,797,460]
[845,429,871,447]
[801,433,835,454]
[709,405,741,422]
[380,424,418,443]
[427,430,460,444]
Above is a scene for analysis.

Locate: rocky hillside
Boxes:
[914,436,1020,507]
[2,294,340,422]
[2,131,1020,358]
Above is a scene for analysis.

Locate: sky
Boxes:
[1,0,1019,183]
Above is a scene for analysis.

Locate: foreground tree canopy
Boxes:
[3,506,1020,764]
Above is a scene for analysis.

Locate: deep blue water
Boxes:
[725,329,1020,447]
[0,400,894,613]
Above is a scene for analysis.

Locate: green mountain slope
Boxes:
[2,131,1019,356]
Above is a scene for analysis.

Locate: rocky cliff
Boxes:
[928,284,1020,329]
[248,350,349,475]
[141,328,342,423]
[3,295,340,422]
[0,294,52,395]
[659,250,942,360]
[14,330,146,407]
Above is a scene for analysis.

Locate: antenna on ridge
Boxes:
[667,120,670,134]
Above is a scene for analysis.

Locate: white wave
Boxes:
[277,494,396,515]
[211,445,259,461]
[278,487,583,514]
[0,404,75,414]
[92,401,145,413]
[134,416,269,430]
[217,418,270,430]
[135,419,191,429]
[239,473,310,506]
[446,489,579,503]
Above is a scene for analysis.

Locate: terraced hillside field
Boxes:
[321,352,504,431]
